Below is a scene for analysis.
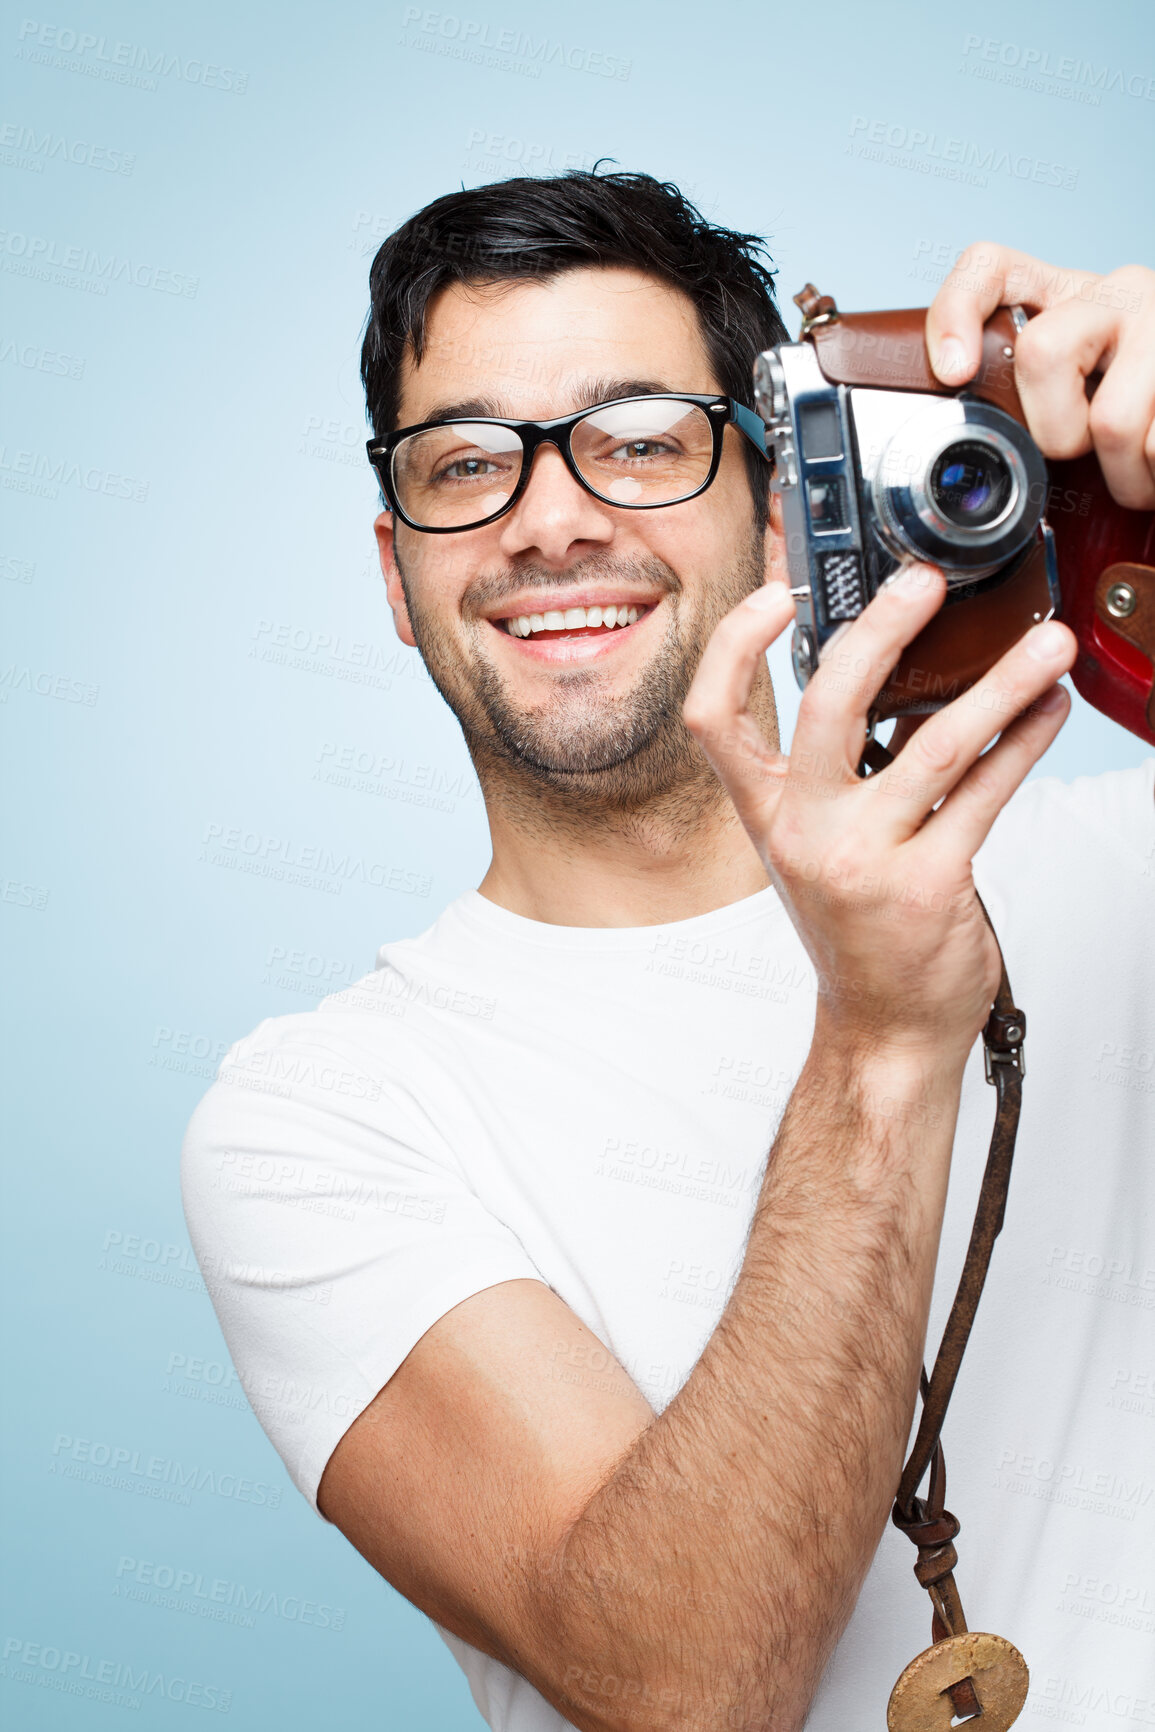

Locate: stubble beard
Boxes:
[396,535,766,820]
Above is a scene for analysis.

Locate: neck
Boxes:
[476,673,778,928]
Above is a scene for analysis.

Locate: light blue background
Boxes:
[3,0,1152,1724]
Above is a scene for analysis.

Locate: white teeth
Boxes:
[503,603,645,636]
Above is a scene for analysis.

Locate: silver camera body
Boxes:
[753,330,1058,692]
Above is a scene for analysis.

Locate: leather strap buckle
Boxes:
[983,1005,1027,1082]
[793,282,840,338]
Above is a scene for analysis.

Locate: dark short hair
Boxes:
[360,169,788,527]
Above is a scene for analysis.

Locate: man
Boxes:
[182,172,1154,1731]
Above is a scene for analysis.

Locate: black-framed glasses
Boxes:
[366,393,770,533]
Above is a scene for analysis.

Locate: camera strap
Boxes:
[886,900,1031,1731]
[858,732,1030,1723]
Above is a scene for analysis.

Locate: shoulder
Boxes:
[977,758,1155,888]
[180,897,490,1216]
[193,994,393,1110]
[191,891,483,1112]
[178,983,439,1223]
[973,759,1155,969]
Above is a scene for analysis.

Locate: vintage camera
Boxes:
[754,287,1155,745]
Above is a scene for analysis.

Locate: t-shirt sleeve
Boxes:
[180,1013,544,1515]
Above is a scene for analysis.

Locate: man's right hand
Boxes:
[683,565,1078,1068]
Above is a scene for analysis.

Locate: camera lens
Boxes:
[872,400,1044,576]
[929,440,1014,528]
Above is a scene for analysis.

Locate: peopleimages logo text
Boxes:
[0,230,198,296]
[115,1556,346,1630]
[15,19,249,92]
[50,1432,283,1508]
[847,116,1077,189]
[199,822,432,899]
[399,7,631,78]
[3,1636,231,1711]
[961,34,1155,100]
[0,121,135,174]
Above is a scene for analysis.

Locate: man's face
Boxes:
[376,265,776,810]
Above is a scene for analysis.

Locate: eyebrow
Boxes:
[413,378,680,426]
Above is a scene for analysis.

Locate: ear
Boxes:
[764,493,789,585]
[374,511,418,649]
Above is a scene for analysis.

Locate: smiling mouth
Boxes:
[497,603,648,640]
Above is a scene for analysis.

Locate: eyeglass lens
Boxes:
[390,399,716,528]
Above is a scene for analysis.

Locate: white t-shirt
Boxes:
[181,762,1155,1732]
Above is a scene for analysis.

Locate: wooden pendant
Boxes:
[887,1632,1029,1732]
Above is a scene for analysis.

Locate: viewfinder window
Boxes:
[807,476,847,531]
[798,401,842,459]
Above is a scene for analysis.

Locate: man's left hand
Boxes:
[926,242,1155,509]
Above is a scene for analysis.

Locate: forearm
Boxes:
[533,1034,964,1732]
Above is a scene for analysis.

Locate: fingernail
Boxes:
[934,336,969,381]
[746,581,790,611]
[1025,621,1069,662]
[1034,684,1068,712]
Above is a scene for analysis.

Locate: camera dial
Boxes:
[753,350,789,425]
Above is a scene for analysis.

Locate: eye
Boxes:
[614,439,672,460]
[604,437,680,464]
[433,454,505,483]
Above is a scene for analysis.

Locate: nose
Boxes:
[497,440,614,567]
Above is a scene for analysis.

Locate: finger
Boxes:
[788,563,947,786]
[869,620,1077,839]
[923,682,1071,859]
[1085,322,1155,509]
[683,582,795,817]
[926,241,1099,385]
[1011,295,1121,458]
[1013,285,1155,507]
[685,581,795,730]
